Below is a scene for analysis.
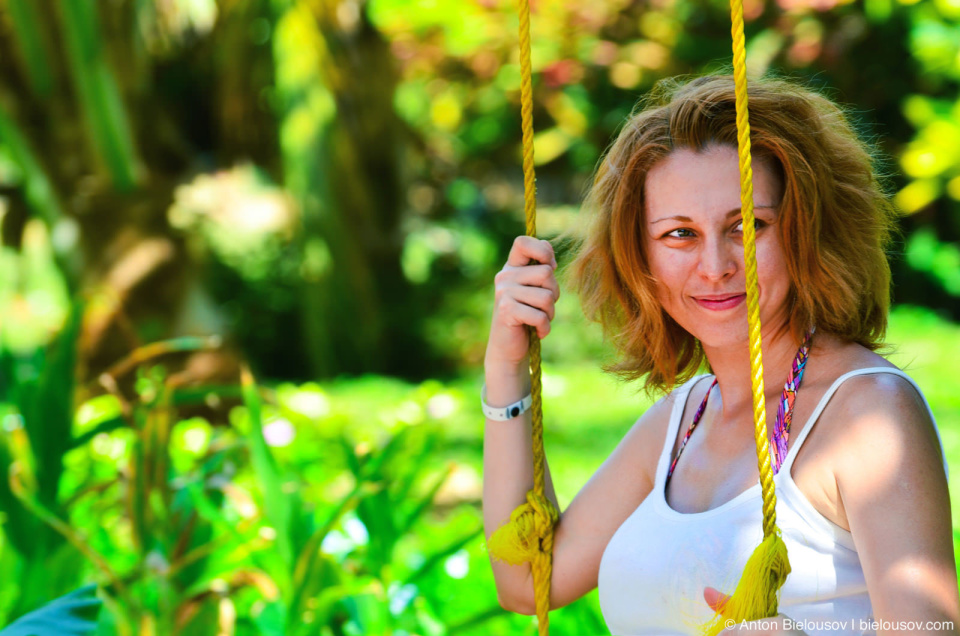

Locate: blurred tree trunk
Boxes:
[0,0,281,379]
[1,0,431,380]
[299,0,428,378]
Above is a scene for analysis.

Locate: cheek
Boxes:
[756,235,789,288]
[646,250,664,280]
[646,247,675,286]
[649,254,687,307]
[647,242,680,276]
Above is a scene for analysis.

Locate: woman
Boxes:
[482,74,959,635]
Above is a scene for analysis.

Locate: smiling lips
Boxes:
[694,293,747,310]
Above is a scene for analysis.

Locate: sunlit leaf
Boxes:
[894,178,940,214]
[240,366,294,568]
[532,127,572,165]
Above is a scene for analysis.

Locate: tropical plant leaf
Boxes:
[0,419,38,556]
[0,584,101,636]
[4,0,54,98]
[392,428,441,514]
[241,365,294,567]
[69,415,126,450]
[2,303,83,559]
[397,461,454,537]
[0,102,63,226]
[446,604,510,635]
[338,436,362,478]
[403,526,484,586]
[55,0,138,191]
[288,480,372,624]
[19,300,82,509]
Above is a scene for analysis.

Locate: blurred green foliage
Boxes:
[0,316,499,634]
[2,0,960,379]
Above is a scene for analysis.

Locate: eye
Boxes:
[664,228,695,239]
[733,218,766,233]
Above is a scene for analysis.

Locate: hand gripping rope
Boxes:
[485,0,558,633]
[487,0,790,633]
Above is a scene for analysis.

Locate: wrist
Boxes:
[483,354,529,377]
[482,371,531,400]
[481,383,533,421]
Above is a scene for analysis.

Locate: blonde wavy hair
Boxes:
[564,73,900,396]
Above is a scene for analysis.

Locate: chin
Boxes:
[689,322,748,347]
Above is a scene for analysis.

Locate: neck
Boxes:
[702,320,803,422]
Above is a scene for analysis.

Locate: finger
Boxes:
[497,264,560,301]
[703,586,731,613]
[507,236,557,269]
[498,297,552,339]
[496,285,556,321]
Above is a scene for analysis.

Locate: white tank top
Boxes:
[597,367,949,636]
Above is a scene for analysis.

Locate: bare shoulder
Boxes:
[821,342,946,488]
[814,335,933,447]
[821,335,928,427]
[832,369,941,463]
[785,334,947,531]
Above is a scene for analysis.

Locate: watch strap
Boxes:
[481,384,533,421]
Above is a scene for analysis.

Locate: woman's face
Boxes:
[643,144,789,348]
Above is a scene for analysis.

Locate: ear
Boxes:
[703,586,731,613]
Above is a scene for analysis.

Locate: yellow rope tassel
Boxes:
[699,0,793,632]
[700,531,791,635]
[486,0,558,633]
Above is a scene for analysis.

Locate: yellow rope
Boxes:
[486,0,558,634]
[699,0,791,632]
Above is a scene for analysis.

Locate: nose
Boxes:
[697,235,738,282]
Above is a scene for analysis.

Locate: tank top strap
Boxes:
[655,374,715,489]
[777,367,949,479]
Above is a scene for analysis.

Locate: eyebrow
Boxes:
[650,205,778,224]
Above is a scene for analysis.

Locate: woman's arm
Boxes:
[482,234,675,615]
[482,235,564,610]
[835,373,960,632]
[482,359,562,610]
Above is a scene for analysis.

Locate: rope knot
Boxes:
[487,489,559,566]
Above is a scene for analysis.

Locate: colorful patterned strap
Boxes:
[770,325,816,470]
[666,326,816,486]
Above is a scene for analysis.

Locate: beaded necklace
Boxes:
[665,325,816,486]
